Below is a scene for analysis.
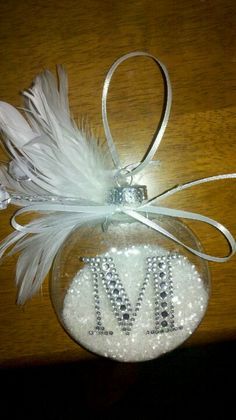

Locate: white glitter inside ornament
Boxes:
[51,218,210,362]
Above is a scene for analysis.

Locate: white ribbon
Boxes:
[101,51,236,262]
[3,51,236,263]
[123,207,236,263]
[102,51,172,176]
[9,194,236,262]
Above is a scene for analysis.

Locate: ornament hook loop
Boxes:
[102,51,172,177]
[115,168,133,187]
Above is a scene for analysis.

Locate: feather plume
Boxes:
[0,66,114,303]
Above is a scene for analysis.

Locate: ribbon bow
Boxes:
[0,51,235,304]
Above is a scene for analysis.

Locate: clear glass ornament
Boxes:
[51,216,210,362]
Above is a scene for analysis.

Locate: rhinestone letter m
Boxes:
[82,254,183,336]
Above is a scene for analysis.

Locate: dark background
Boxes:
[1,341,235,419]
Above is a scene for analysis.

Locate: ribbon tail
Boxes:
[148,173,236,204]
[123,207,236,263]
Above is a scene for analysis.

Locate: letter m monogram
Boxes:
[82,254,182,336]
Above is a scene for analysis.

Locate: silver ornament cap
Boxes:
[107,185,147,206]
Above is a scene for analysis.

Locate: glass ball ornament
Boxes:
[50,215,210,362]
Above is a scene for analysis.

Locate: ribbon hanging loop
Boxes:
[102,51,172,177]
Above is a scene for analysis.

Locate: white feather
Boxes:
[0,66,115,303]
[6,212,107,304]
[0,102,36,149]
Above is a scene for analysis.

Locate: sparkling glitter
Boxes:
[63,245,209,362]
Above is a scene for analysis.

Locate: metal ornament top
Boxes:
[107,185,147,206]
